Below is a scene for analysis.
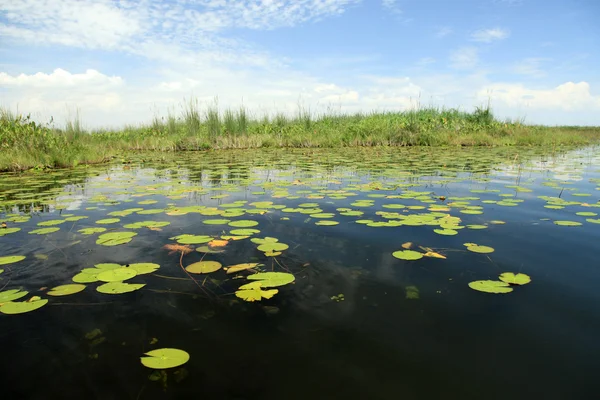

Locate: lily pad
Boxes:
[257,242,289,252]
[129,263,160,275]
[37,220,66,226]
[29,227,60,235]
[464,243,495,254]
[176,235,213,245]
[468,280,513,294]
[499,272,531,285]
[0,297,48,314]
[392,250,423,261]
[0,255,25,265]
[202,219,231,225]
[95,218,120,225]
[78,227,107,235]
[225,263,261,274]
[196,246,225,254]
[315,220,339,226]
[97,282,145,294]
[141,348,190,369]
[0,227,20,236]
[553,220,582,226]
[97,267,138,282]
[186,261,222,274]
[228,220,259,228]
[96,231,137,246]
[247,272,295,287]
[47,284,86,296]
[0,289,28,302]
[235,281,279,302]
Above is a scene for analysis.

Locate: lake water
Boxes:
[1,147,599,399]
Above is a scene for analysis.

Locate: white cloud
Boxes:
[0,68,123,88]
[470,28,510,43]
[478,81,600,112]
[449,47,479,69]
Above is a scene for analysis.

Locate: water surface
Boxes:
[1,147,599,399]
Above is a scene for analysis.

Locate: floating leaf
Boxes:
[0,289,28,302]
[229,228,260,235]
[208,239,229,247]
[0,297,48,314]
[499,272,531,285]
[553,220,582,227]
[423,251,446,259]
[0,227,20,236]
[257,242,289,252]
[97,267,138,282]
[225,263,261,274]
[186,261,222,274]
[464,243,495,254]
[315,220,339,226]
[433,228,458,236]
[247,272,295,287]
[96,231,137,246]
[140,348,190,369]
[202,219,230,225]
[97,282,145,294]
[196,246,225,254]
[0,255,25,265]
[176,235,213,245]
[78,227,107,235]
[228,220,259,228]
[95,218,120,225]
[251,237,278,245]
[37,220,65,226]
[401,242,413,249]
[468,280,513,294]
[392,250,423,261]
[29,227,60,235]
[47,284,86,296]
[235,281,279,302]
[129,263,160,275]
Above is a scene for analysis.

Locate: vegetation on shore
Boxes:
[2,101,599,172]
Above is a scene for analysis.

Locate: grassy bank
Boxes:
[2,103,600,172]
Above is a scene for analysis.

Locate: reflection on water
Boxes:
[1,147,600,399]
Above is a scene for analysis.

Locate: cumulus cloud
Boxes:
[470,28,510,43]
[479,81,600,111]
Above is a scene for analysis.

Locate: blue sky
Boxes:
[1,0,599,128]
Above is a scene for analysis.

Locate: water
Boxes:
[1,147,599,399]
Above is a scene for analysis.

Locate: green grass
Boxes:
[1,101,599,172]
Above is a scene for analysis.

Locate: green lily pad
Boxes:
[129,263,160,274]
[0,227,21,236]
[29,227,60,235]
[0,255,25,265]
[392,250,423,261]
[315,220,339,226]
[97,282,145,294]
[96,231,137,246]
[235,281,279,302]
[37,219,66,226]
[97,267,138,282]
[247,272,295,287]
[228,220,259,228]
[433,228,458,236]
[175,235,213,245]
[229,228,260,235]
[576,212,597,217]
[78,227,107,235]
[464,243,495,254]
[553,220,582,226]
[251,237,279,245]
[47,284,86,296]
[0,289,28,302]
[468,280,513,294]
[186,261,222,274]
[141,348,190,369]
[0,297,48,314]
[64,216,88,222]
[202,219,231,225]
[95,218,121,225]
[257,242,289,252]
[499,272,531,285]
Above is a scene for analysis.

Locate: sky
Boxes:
[0,0,599,129]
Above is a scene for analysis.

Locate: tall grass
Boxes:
[2,98,600,171]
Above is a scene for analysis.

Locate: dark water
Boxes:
[1,147,599,399]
